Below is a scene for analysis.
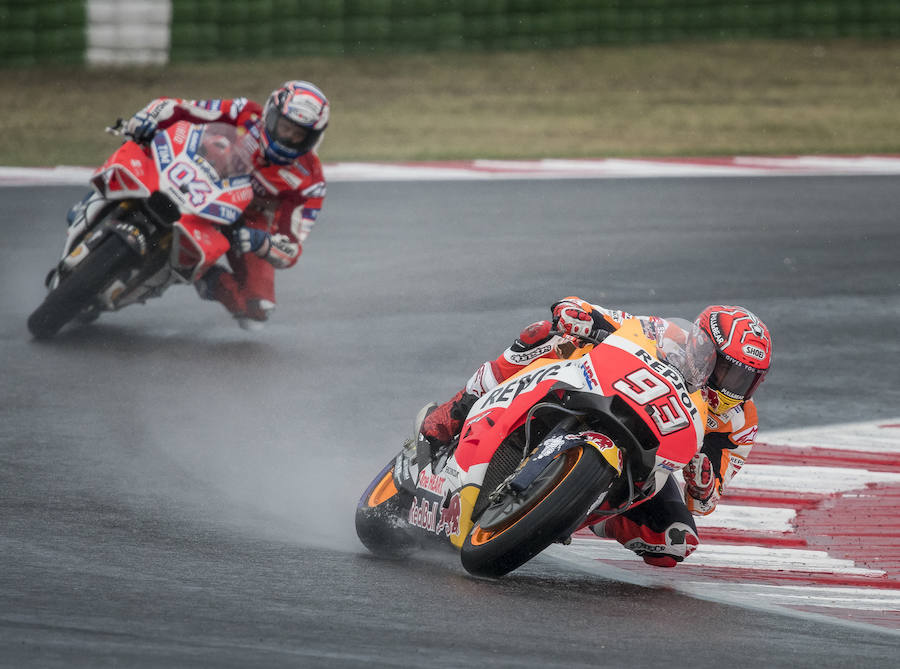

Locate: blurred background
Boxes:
[1,0,900,165]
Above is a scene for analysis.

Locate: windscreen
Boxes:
[194,122,255,180]
[655,317,716,392]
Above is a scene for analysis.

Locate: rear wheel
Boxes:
[27,234,136,339]
[355,460,418,559]
[460,445,615,578]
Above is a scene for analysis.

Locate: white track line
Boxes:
[5,156,900,187]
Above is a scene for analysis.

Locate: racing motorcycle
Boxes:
[356,317,715,577]
[27,120,256,339]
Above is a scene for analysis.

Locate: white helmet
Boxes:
[260,80,330,165]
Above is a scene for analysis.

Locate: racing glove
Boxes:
[262,233,301,269]
[231,227,270,255]
[230,228,301,269]
[683,451,722,516]
[551,298,607,342]
[124,110,159,144]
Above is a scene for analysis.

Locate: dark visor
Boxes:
[264,108,309,150]
[709,355,765,401]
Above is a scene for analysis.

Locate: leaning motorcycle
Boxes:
[356,318,715,577]
[27,120,255,339]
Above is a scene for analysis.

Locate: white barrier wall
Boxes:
[86,0,172,66]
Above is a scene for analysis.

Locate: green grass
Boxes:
[2,38,900,166]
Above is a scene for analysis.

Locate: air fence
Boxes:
[2,0,899,67]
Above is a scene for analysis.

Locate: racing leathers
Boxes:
[109,96,325,327]
[420,296,761,568]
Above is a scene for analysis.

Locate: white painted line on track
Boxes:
[693,504,795,533]
[565,538,883,576]
[730,464,900,494]
[5,155,900,187]
[707,584,900,611]
[546,544,900,638]
[760,418,900,452]
[547,418,900,635]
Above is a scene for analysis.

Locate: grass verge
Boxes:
[1,38,899,166]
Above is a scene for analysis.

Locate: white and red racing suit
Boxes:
[425,297,760,567]
[134,97,326,322]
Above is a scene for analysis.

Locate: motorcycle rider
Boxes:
[63,80,330,330]
[419,297,773,567]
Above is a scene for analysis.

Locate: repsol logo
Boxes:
[480,363,566,407]
[633,349,699,420]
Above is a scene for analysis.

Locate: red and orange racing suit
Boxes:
[456,297,759,567]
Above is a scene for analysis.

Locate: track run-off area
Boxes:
[554,418,900,634]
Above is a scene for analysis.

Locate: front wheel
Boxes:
[27,234,136,339]
[460,445,615,578]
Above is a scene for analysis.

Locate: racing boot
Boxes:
[195,267,276,330]
[195,265,230,303]
[419,389,478,449]
[236,298,276,331]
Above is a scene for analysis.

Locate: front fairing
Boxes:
[456,356,594,476]
[594,319,707,467]
[152,122,255,227]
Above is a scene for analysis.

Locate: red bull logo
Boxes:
[408,492,462,538]
[435,493,461,538]
[580,431,623,473]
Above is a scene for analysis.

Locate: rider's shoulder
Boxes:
[704,398,759,440]
[296,150,324,177]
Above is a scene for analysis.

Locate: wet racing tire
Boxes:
[27,235,135,339]
[355,460,419,559]
[460,445,615,578]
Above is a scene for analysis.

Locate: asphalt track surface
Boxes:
[2,176,899,667]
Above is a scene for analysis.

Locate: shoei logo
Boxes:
[743,344,766,360]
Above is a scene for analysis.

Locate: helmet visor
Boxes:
[264,107,310,151]
[709,354,766,402]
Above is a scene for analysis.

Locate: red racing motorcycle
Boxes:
[356,318,715,577]
[27,120,255,339]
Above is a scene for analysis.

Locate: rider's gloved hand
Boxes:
[261,233,301,269]
[683,451,721,516]
[231,227,270,255]
[124,110,159,144]
[230,228,301,269]
[552,298,604,341]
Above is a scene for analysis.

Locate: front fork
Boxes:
[51,198,154,308]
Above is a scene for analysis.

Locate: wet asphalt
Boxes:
[2,176,899,667]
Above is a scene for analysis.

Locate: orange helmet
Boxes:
[695,305,772,414]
